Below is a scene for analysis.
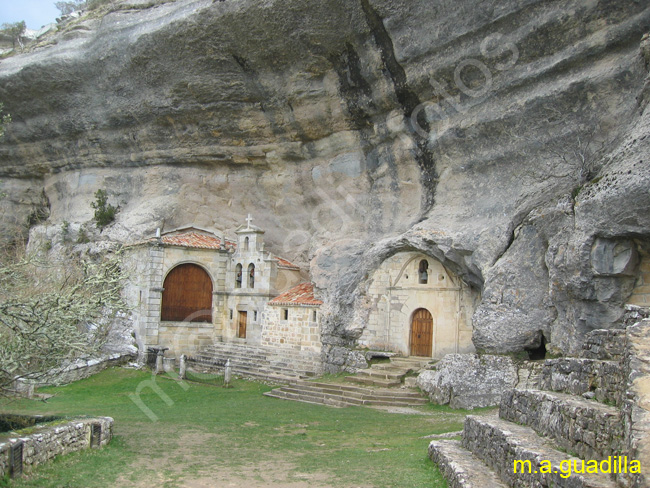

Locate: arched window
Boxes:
[161,263,212,322]
[248,263,255,288]
[235,263,242,288]
[244,237,249,251]
[418,260,429,284]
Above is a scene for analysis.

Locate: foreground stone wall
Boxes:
[0,417,113,478]
[538,357,623,406]
[429,318,650,487]
[622,319,650,488]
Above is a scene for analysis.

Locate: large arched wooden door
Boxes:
[161,263,213,322]
[410,308,433,357]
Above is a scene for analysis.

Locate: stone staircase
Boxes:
[345,356,431,387]
[428,323,650,488]
[264,355,430,407]
[187,342,321,383]
[264,379,428,408]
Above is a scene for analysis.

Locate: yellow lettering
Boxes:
[630,460,641,474]
[539,460,552,474]
[573,460,585,474]
[559,460,571,478]
[586,460,599,474]
[600,457,612,474]
[514,460,532,473]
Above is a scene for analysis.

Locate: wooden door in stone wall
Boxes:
[238,311,247,338]
[410,308,433,357]
[161,263,213,322]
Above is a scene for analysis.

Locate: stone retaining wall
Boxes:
[537,357,624,406]
[19,353,134,392]
[621,319,650,488]
[0,417,113,478]
[499,389,624,461]
[581,329,627,361]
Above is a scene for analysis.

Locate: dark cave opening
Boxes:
[526,335,547,360]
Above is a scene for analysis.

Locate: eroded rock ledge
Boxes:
[0,0,649,366]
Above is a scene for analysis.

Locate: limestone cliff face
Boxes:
[0,0,649,366]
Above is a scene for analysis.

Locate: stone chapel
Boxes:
[125,216,322,359]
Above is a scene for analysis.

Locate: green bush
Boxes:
[90,189,118,229]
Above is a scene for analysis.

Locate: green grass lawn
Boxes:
[2,368,471,487]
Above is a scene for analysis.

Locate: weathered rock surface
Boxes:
[416,354,521,409]
[1,0,650,366]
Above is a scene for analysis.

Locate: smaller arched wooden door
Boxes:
[410,308,433,357]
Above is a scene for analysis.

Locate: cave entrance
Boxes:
[410,308,433,357]
[526,335,547,360]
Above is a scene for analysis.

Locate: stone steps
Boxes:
[389,357,432,368]
[192,358,315,381]
[499,389,623,461]
[428,439,508,488]
[460,415,617,488]
[303,381,426,398]
[343,355,428,387]
[263,389,348,407]
[429,324,648,488]
[265,380,428,408]
[537,358,622,406]
[291,382,427,403]
[189,342,321,383]
[345,374,402,387]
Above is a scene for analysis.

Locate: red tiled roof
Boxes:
[160,232,235,250]
[269,283,322,306]
[275,257,300,270]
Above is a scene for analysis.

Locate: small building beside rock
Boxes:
[360,251,479,358]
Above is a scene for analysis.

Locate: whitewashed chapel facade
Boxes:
[359,252,479,358]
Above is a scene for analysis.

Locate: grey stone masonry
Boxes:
[538,358,623,406]
[582,329,627,361]
[621,319,650,488]
[428,439,507,488]
[500,389,623,461]
[430,318,649,488]
[0,417,113,478]
[461,414,617,488]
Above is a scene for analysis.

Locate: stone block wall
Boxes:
[34,353,134,387]
[581,329,627,361]
[0,417,113,478]
[621,319,650,488]
[157,322,215,359]
[262,305,321,353]
[537,357,623,406]
[500,389,624,461]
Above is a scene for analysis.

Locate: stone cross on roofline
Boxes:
[246,213,253,229]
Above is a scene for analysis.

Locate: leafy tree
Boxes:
[54,0,87,16]
[0,246,127,394]
[91,189,119,229]
[0,21,27,50]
